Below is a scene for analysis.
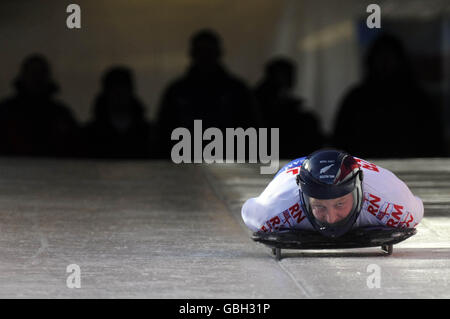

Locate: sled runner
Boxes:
[252,226,417,260]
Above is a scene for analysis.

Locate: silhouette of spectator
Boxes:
[333,33,445,158]
[254,57,324,159]
[0,54,81,157]
[156,29,259,159]
[83,66,154,159]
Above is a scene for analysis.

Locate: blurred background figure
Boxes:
[1,2,449,160]
[156,29,259,159]
[0,54,80,157]
[333,33,445,158]
[83,66,154,159]
[254,57,324,159]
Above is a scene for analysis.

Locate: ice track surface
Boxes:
[0,158,449,298]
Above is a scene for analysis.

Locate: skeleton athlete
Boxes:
[241,149,424,238]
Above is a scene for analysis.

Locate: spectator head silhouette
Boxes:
[95,66,144,131]
[189,29,223,71]
[14,54,58,98]
[264,57,297,92]
[364,33,412,84]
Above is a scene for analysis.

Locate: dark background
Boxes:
[0,0,448,160]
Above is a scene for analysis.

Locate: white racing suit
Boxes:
[241,157,424,233]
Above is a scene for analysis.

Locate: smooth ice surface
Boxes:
[0,157,449,298]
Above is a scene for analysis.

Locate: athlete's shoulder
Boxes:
[356,157,423,228]
[241,157,308,232]
[356,157,409,199]
[275,157,307,178]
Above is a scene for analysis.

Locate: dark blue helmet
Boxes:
[296,149,364,238]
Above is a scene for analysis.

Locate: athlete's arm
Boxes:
[359,158,424,229]
[241,157,309,232]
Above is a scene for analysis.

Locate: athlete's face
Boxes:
[309,192,354,224]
